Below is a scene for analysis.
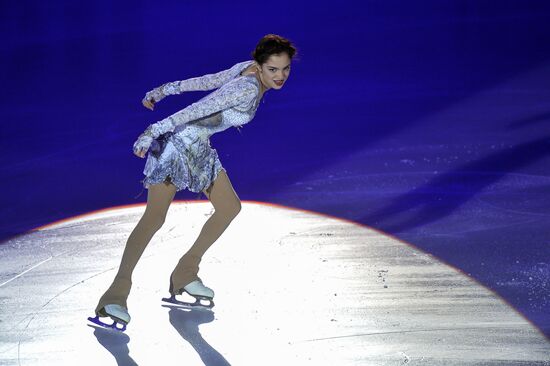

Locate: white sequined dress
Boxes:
[135,60,260,198]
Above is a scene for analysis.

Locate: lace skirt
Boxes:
[135,130,224,199]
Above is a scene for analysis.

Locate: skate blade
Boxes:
[87,315,127,332]
[161,295,214,310]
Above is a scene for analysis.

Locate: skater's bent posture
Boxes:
[92,34,298,328]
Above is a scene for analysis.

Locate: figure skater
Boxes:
[88,34,298,331]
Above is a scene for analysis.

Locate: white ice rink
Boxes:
[1,202,548,365]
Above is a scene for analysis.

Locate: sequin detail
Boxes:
[134,60,262,199]
[140,132,224,194]
[155,76,259,133]
[162,60,254,93]
[144,60,254,103]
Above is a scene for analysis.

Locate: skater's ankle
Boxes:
[182,253,201,264]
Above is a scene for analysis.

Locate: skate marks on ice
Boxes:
[0,204,228,366]
[0,202,548,365]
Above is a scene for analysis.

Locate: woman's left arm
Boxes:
[144,60,254,103]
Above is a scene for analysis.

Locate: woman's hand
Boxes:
[143,85,166,109]
[133,133,154,158]
[142,97,155,111]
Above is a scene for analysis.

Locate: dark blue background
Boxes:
[1,1,549,338]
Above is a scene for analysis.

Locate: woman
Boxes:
[89,34,298,331]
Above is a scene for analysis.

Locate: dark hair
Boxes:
[251,34,299,65]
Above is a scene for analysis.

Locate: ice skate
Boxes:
[87,304,131,332]
[162,279,215,310]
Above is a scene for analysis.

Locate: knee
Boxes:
[229,201,242,219]
[151,219,166,232]
[233,201,242,216]
[219,200,241,220]
[155,216,168,230]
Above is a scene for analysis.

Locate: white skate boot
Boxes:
[162,279,215,309]
[88,304,131,331]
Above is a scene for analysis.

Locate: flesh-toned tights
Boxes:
[94,169,241,316]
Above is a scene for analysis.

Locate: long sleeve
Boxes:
[145,60,254,102]
[148,77,259,137]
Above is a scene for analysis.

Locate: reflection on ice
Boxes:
[0,203,548,365]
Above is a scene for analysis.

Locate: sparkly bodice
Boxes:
[147,60,261,139]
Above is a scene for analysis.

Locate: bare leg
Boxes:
[170,168,241,295]
[95,177,177,316]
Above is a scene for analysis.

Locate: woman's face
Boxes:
[258,52,291,90]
